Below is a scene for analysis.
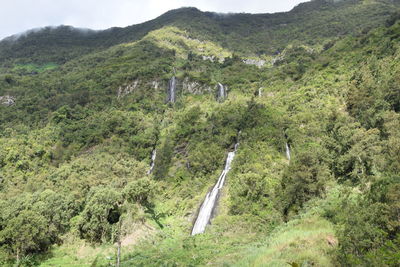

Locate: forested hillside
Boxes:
[1,0,399,68]
[0,0,400,266]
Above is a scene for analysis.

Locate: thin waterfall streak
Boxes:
[191,145,238,236]
[168,76,176,103]
[217,83,227,102]
[147,149,157,175]
[285,143,291,161]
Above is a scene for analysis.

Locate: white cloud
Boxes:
[0,0,310,40]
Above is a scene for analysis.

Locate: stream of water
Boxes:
[191,144,238,235]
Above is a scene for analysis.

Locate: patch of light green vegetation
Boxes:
[39,238,114,267]
[13,63,59,73]
[144,26,232,60]
[236,215,337,267]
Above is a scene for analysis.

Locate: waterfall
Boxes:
[285,143,291,161]
[167,77,177,103]
[258,87,263,97]
[217,83,227,102]
[147,149,157,175]
[191,144,238,236]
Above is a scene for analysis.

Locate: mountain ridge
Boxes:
[0,1,400,266]
[1,0,399,68]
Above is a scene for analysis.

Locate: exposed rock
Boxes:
[243,59,266,68]
[0,95,15,106]
[151,80,160,90]
[271,54,285,65]
[202,55,215,62]
[117,80,140,98]
[182,77,212,94]
[202,55,225,63]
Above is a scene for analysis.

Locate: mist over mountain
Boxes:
[1,0,400,266]
[1,0,398,65]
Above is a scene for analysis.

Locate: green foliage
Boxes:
[280,144,331,218]
[1,0,398,69]
[187,141,224,175]
[123,178,156,206]
[153,137,175,180]
[1,210,50,259]
[0,190,77,260]
[78,187,123,243]
[324,113,383,184]
[12,63,58,74]
[54,107,158,161]
[331,176,400,266]
[235,215,337,267]
[382,112,400,173]
[364,234,400,266]
[1,1,400,265]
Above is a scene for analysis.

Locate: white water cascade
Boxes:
[191,144,238,236]
[167,76,177,103]
[217,83,227,102]
[147,149,157,175]
[285,143,291,161]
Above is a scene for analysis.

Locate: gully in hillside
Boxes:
[191,143,239,235]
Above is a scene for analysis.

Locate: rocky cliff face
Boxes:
[182,78,212,94]
[243,59,266,68]
[116,77,212,100]
[0,95,15,106]
[117,80,140,98]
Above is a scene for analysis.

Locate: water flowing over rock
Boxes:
[167,76,177,103]
[217,83,227,102]
[191,144,238,236]
[258,88,263,97]
[0,95,15,106]
[285,143,291,161]
[147,150,157,175]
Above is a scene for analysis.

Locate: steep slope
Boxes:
[1,2,400,267]
[1,0,399,70]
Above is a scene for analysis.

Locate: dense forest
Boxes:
[1,0,400,266]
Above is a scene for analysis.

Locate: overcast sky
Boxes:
[0,0,310,40]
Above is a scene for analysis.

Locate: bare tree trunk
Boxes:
[116,241,121,267]
[16,247,20,266]
[116,220,122,267]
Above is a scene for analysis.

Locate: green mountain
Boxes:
[1,0,399,66]
[1,0,400,266]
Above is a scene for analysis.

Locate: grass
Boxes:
[36,170,338,267]
[235,215,337,267]
[38,238,115,267]
[108,176,266,266]
[36,210,337,267]
[13,63,58,73]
